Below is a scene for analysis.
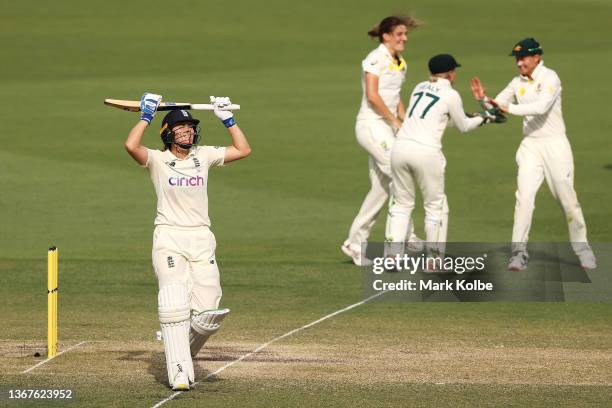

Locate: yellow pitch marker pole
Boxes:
[47,247,59,358]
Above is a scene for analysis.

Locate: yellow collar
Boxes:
[378,43,406,70]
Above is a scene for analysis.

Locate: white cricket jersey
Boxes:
[495,61,565,138]
[357,43,407,120]
[396,78,483,149]
[145,146,225,227]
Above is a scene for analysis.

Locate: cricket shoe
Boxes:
[341,242,372,266]
[508,251,529,271]
[172,372,190,391]
[578,251,597,270]
[405,237,425,253]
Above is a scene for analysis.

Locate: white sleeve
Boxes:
[494,80,517,107]
[508,73,561,116]
[447,91,483,133]
[200,146,226,168]
[144,148,157,170]
[362,54,385,77]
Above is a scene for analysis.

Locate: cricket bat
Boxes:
[104,99,240,112]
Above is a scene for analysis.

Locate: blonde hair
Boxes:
[429,72,452,82]
[367,16,422,42]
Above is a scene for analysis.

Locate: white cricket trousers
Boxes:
[153,225,222,313]
[346,119,415,247]
[389,140,449,256]
[512,136,590,255]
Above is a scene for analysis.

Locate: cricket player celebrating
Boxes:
[343,16,422,266]
[124,93,251,390]
[387,54,504,265]
[471,38,597,271]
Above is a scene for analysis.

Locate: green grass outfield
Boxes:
[1,0,611,406]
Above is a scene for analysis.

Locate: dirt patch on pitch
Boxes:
[47,341,612,386]
[212,342,612,386]
[5,340,610,387]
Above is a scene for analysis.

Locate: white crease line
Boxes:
[21,341,88,374]
[151,291,387,408]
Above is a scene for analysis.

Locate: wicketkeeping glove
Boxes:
[478,107,507,125]
[210,96,236,128]
[478,96,496,111]
[140,92,162,124]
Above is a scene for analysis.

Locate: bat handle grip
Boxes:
[191,104,241,111]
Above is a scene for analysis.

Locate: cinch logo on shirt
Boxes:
[169,176,204,187]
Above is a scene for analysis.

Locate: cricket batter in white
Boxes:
[343,16,422,266]
[124,93,251,390]
[471,38,597,271]
[387,54,504,265]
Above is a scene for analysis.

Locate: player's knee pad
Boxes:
[191,308,230,336]
[158,283,190,324]
[189,308,230,357]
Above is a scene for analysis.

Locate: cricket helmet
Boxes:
[510,38,543,57]
[160,109,201,149]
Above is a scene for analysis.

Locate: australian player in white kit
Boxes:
[471,38,597,271]
[124,93,251,390]
[387,54,504,265]
[342,16,422,266]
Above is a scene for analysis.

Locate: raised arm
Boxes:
[211,96,252,164]
[223,124,251,164]
[365,73,403,130]
[470,77,515,111]
[124,93,162,166]
[124,121,149,165]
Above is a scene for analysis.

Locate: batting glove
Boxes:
[140,92,162,124]
[210,96,236,128]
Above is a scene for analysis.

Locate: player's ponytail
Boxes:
[368,16,421,42]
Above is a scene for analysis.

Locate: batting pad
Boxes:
[190,308,230,357]
[158,283,194,386]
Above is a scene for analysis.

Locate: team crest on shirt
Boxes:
[535,83,542,93]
